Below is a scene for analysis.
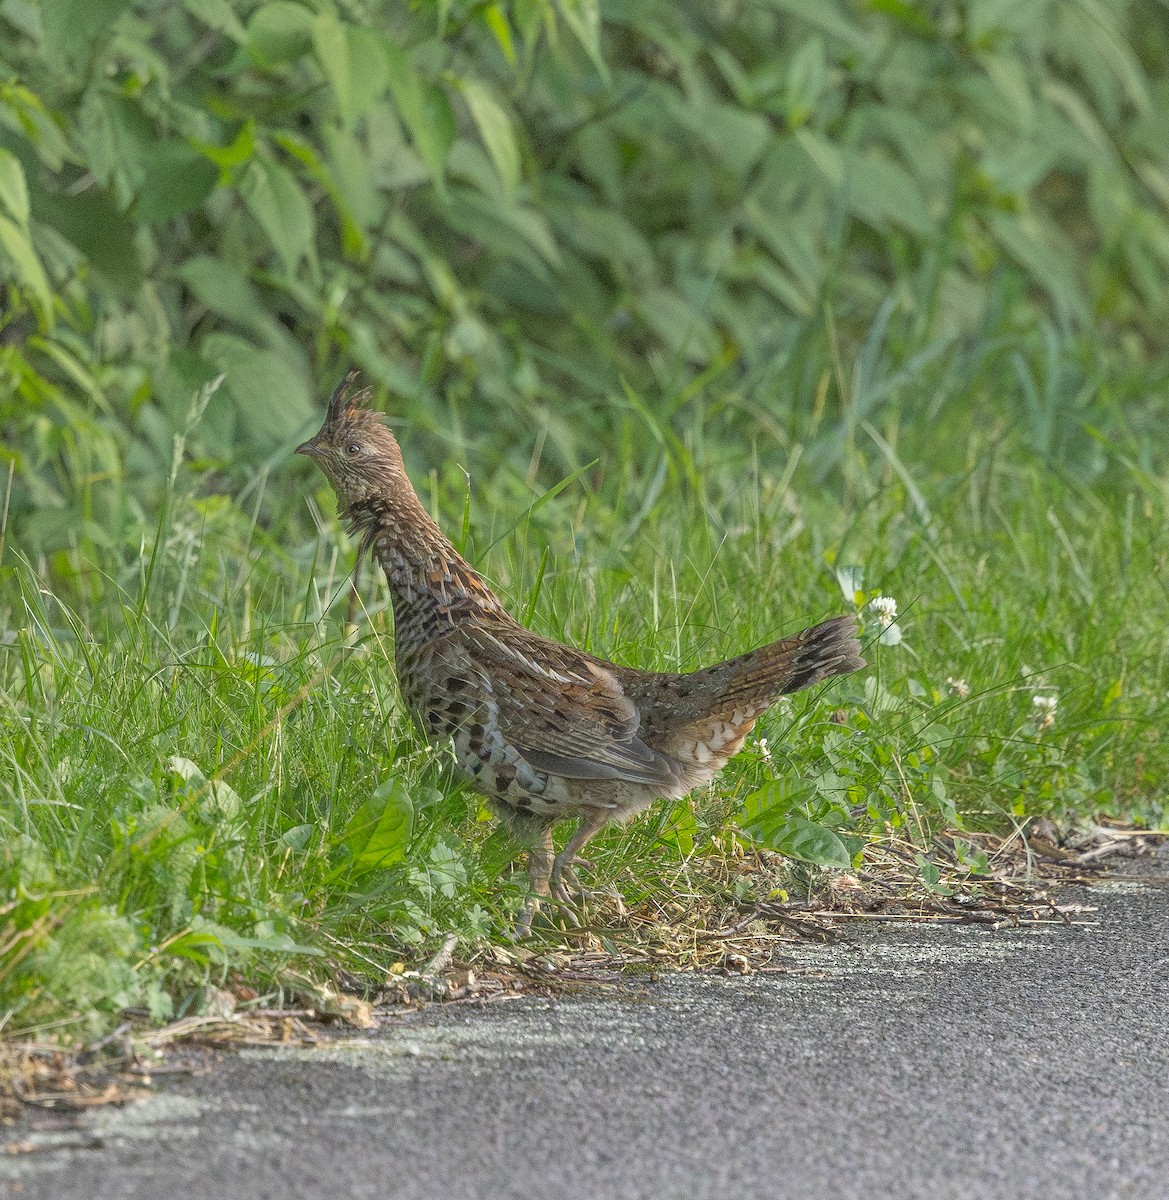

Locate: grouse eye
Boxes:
[345,443,362,456]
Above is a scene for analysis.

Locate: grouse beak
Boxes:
[295,441,323,458]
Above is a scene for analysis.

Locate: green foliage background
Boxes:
[1,0,1168,560]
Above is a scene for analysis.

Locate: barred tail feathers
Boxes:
[688,615,865,710]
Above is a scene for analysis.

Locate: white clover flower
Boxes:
[868,595,898,629]
[946,676,970,699]
[1031,693,1058,731]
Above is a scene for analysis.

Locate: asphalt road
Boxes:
[5,861,1168,1200]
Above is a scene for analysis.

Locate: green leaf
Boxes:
[200,332,314,449]
[176,256,267,331]
[757,0,872,50]
[844,149,936,237]
[281,824,314,851]
[239,156,314,272]
[785,35,828,127]
[0,149,30,226]
[30,186,140,293]
[770,816,854,868]
[338,779,414,875]
[481,4,516,65]
[195,122,256,181]
[41,0,133,64]
[739,778,814,844]
[136,141,218,224]
[557,0,608,81]
[312,14,389,128]
[0,213,53,325]
[385,42,454,195]
[182,0,247,42]
[458,79,521,195]
[740,781,855,868]
[247,1,315,67]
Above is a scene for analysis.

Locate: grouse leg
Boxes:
[550,807,612,904]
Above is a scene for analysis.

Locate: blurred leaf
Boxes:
[385,42,454,195]
[785,35,828,127]
[30,186,140,292]
[182,0,247,43]
[458,80,521,195]
[557,0,608,80]
[0,149,30,226]
[239,156,315,273]
[176,255,276,338]
[247,1,315,66]
[986,210,1088,324]
[196,123,256,180]
[759,0,872,50]
[41,0,132,64]
[312,14,390,129]
[136,142,218,224]
[0,214,53,324]
[482,4,516,65]
[200,332,314,448]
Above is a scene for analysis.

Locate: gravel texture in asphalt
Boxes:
[5,860,1168,1199]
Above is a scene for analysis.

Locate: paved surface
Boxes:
[5,862,1169,1199]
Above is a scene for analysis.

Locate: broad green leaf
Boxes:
[851,150,929,233]
[636,287,719,364]
[312,14,389,128]
[239,156,314,272]
[281,824,314,851]
[321,124,380,234]
[385,42,454,194]
[0,84,70,171]
[0,149,30,226]
[667,94,769,177]
[76,92,154,201]
[41,0,133,64]
[177,256,265,328]
[339,779,414,875]
[739,778,815,846]
[785,35,828,127]
[28,186,140,293]
[0,214,53,325]
[247,1,315,66]
[986,210,1088,324]
[137,141,218,224]
[769,815,853,869]
[459,79,521,195]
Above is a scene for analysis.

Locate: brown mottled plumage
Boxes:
[296,373,865,933]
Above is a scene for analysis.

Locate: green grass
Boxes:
[2,319,1168,1039]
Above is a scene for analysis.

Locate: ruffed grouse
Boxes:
[297,373,865,933]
